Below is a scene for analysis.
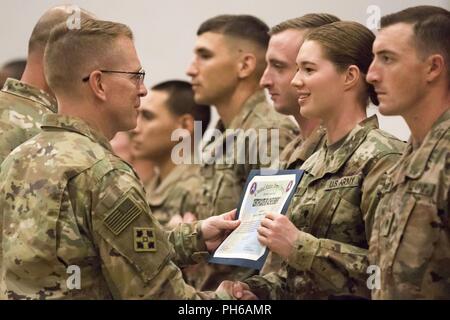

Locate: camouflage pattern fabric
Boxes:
[0,78,57,165]
[245,115,405,299]
[0,114,218,300]
[369,109,450,299]
[194,90,299,290]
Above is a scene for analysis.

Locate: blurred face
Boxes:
[131,90,181,161]
[260,29,305,115]
[367,23,427,116]
[186,32,239,105]
[291,40,344,120]
[103,37,148,132]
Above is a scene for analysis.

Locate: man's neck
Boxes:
[155,156,176,182]
[404,90,450,146]
[215,82,260,127]
[57,96,114,139]
[20,53,51,95]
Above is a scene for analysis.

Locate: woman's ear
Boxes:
[237,53,257,79]
[343,65,361,91]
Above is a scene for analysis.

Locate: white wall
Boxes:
[1,0,449,141]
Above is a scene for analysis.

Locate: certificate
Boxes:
[209,169,304,270]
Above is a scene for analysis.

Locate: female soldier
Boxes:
[235,21,406,299]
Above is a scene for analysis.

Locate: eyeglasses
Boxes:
[82,68,146,84]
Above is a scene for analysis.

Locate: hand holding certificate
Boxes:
[209,169,304,270]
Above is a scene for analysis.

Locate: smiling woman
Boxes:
[242,21,406,300]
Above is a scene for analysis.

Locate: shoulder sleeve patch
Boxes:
[103,188,144,235]
[134,227,157,252]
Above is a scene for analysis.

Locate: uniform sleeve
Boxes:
[91,169,211,299]
[167,221,210,267]
[244,271,288,300]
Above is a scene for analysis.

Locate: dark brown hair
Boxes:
[152,80,211,136]
[381,5,450,84]
[197,14,269,49]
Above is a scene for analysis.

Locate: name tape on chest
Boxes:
[325,175,362,190]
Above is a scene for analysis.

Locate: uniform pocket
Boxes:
[382,196,416,269]
[391,198,441,283]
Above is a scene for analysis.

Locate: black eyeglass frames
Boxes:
[82,68,146,83]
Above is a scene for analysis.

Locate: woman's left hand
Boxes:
[258,212,299,260]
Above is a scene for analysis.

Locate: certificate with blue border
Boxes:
[209,169,304,270]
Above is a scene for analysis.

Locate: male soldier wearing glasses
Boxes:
[0,19,243,300]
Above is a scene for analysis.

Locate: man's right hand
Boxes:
[216,280,258,300]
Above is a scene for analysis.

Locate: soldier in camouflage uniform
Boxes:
[186,14,299,290]
[131,80,212,289]
[367,6,450,299]
[0,19,241,300]
[0,5,93,165]
[258,14,340,275]
[224,21,406,300]
[131,80,210,229]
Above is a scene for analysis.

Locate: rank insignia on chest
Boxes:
[134,227,157,252]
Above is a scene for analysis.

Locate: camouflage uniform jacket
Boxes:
[277,126,327,171]
[261,126,327,275]
[245,115,405,299]
[0,78,57,165]
[194,90,298,289]
[146,164,203,228]
[196,90,299,219]
[0,114,212,300]
[369,109,450,299]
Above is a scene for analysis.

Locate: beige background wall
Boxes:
[1,0,449,141]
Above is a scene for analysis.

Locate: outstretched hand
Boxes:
[201,209,240,252]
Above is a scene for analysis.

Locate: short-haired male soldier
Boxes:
[186,14,299,290]
[131,80,211,229]
[131,80,212,289]
[0,5,94,165]
[0,19,244,300]
[367,5,450,299]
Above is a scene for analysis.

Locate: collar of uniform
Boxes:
[308,115,379,178]
[405,109,450,179]
[41,114,112,151]
[1,78,58,113]
[286,126,326,168]
[146,164,189,206]
[227,90,266,130]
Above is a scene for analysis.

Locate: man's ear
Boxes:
[425,54,445,84]
[178,114,195,134]
[237,53,257,79]
[88,70,107,101]
[343,65,361,91]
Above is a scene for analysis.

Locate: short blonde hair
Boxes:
[44,18,133,93]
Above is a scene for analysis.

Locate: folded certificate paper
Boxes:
[209,169,304,270]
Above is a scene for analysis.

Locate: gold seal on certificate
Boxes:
[209,169,304,269]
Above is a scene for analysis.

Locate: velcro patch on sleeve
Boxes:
[103,188,144,235]
[134,227,157,252]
